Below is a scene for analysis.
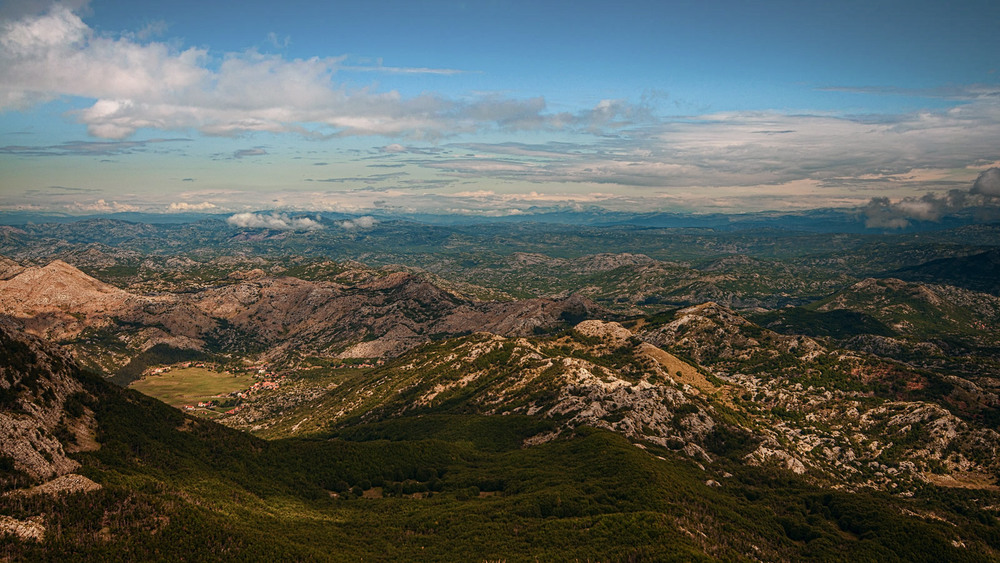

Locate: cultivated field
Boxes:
[129,367,254,410]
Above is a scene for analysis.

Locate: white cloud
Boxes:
[342,57,468,75]
[410,100,1000,197]
[441,190,614,204]
[1,5,209,115]
[862,168,1000,229]
[167,201,216,212]
[226,212,323,230]
[336,216,378,229]
[68,198,138,213]
[0,6,630,140]
[265,32,290,49]
[972,167,1000,197]
[5,5,1000,218]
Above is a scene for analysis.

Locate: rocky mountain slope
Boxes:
[0,260,136,341]
[240,305,1000,494]
[4,254,999,494]
[0,257,604,379]
[393,250,855,312]
[2,309,999,561]
[0,320,99,490]
[3,218,1000,559]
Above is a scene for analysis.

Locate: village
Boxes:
[131,354,387,424]
[138,361,288,417]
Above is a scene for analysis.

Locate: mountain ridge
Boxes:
[0,257,608,380]
[2,219,1000,559]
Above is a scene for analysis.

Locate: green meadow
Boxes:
[129,367,253,409]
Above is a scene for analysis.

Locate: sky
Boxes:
[2,0,1000,224]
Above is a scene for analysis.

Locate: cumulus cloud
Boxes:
[862,167,1000,229]
[0,5,636,140]
[336,216,378,229]
[6,4,1000,218]
[1,5,208,119]
[167,201,216,212]
[68,198,138,213]
[971,167,1000,197]
[226,212,323,230]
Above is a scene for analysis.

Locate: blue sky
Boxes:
[2,0,1000,222]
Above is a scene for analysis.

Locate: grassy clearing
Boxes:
[129,367,253,408]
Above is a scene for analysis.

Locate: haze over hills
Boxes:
[2,215,1000,560]
[0,205,996,233]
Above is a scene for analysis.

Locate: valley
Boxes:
[2,216,1000,560]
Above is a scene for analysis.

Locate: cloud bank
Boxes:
[863,167,1000,229]
[69,198,138,213]
[226,212,323,231]
[168,201,216,212]
[414,104,1000,193]
[972,167,1000,197]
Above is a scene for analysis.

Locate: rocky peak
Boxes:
[644,302,768,364]
[662,302,754,336]
[829,277,945,307]
[574,320,634,346]
[0,260,126,307]
[0,259,137,340]
[357,271,416,291]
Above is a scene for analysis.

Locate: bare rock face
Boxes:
[0,260,127,310]
[5,473,102,498]
[573,320,634,346]
[0,321,98,488]
[0,260,137,340]
[745,443,808,475]
[0,514,45,542]
[188,273,606,361]
[0,255,24,280]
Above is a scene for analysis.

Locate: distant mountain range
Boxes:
[3,206,998,233]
